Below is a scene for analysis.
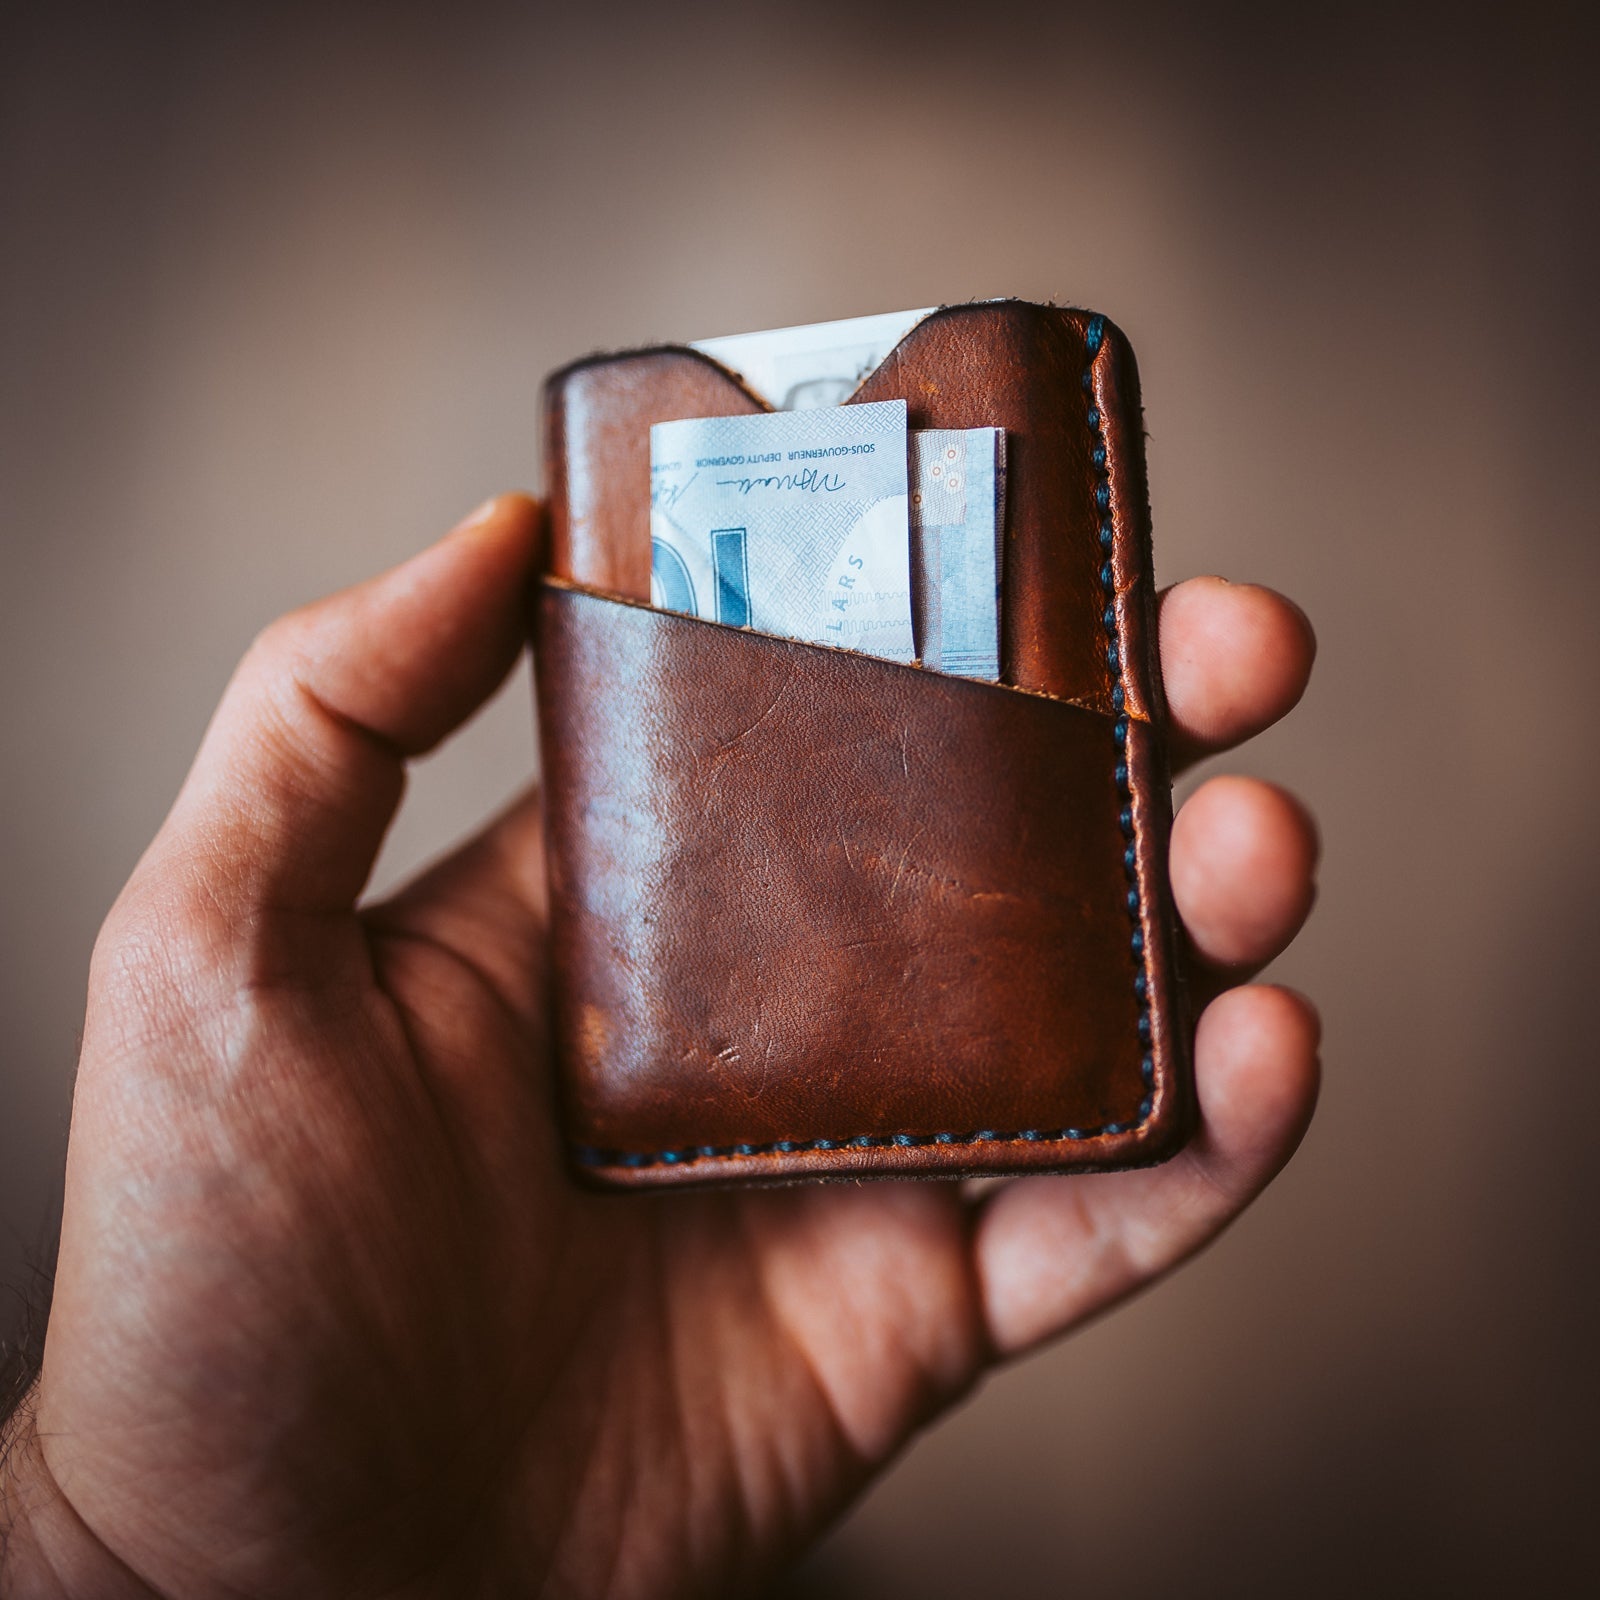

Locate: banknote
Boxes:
[692,308,935,410]
[910,428,1005,681]
[650,399,915,662]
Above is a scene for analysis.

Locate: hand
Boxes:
[0,495,1319,1597]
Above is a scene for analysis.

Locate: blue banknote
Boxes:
[650,399,916,662]
[910,428,1005,681]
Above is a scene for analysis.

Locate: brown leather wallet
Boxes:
[533,301,1192,1188]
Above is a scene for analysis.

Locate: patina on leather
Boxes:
[534,301,1191,1186]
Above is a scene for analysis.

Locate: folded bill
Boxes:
[656,309,1007,680]
[650,399,916,662]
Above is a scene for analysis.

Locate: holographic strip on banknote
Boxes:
[910,428,1005,681]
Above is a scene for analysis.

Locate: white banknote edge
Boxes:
[691,307,937,411]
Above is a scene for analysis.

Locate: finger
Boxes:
[974,984,1320,1357]
[139,494,543,920]
[364,787,548,1030]
[1170,775,1320,974]
[1160,578,1316,773]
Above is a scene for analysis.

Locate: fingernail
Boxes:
[456,495,502,531]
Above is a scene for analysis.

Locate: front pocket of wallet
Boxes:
[535,579,1181,1180]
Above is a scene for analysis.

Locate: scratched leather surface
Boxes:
[536,301,1191,1185]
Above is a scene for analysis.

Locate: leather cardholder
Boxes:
[533,301,1193,1187]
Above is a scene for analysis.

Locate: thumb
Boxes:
[135,494,543,924]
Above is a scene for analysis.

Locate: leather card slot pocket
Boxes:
[535,577,1190,1187]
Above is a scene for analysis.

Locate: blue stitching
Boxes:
[577,312,1155,1173]
[1086,338,1157,1122]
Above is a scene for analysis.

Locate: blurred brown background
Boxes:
[3,1,1596,1593]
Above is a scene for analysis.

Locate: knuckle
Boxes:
[89,877,222,1042]
[96,854,231,979]
[245,605,317,678]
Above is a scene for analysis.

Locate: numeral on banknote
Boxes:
[650,537,698,616]
[712,528,751,627]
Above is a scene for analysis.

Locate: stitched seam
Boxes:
[575,313,1155,1173]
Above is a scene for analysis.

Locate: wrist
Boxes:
[0,1388,61,1594]
[0,1388,149,1599]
